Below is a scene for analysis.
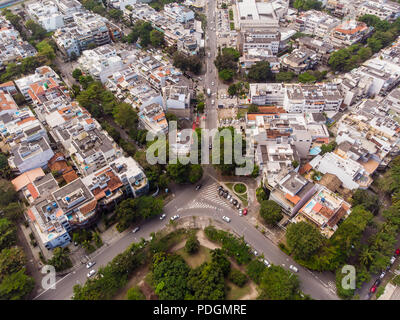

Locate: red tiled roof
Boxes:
[79,200,97,215]
[26,183,39,199]
[27,209,36,222]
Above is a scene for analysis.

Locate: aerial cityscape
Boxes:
[1,0,400,304]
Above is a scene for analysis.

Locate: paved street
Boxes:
[34,173,338,300]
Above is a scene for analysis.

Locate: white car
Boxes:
[160,213,166,220]
[86,261,96,269]
[211,81,215,86]
[238,209,243,216]
[253,250,258,256]
[289,265,299,273]
[380,271,386,279]
[390,256,396,265]
[170,214,180,221]
[132,227,140,233]
[263,259,271,267]
[87,269,96,278]
[222,216,231,223]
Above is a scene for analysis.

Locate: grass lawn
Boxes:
[226,280,251,300]
[225,183,248,207]
[236,108,248,119]
[176,245,211,269]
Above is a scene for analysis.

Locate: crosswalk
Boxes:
[181,183,233,210]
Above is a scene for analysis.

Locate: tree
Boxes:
[36,40,55,61]
[298,72,316,83]
[247,104,259,113]
[0,268,34,300]
[259,200,283,226]
[47,247,72,272]
[113,103,138,130]
[256,186,268,203]
[185,234,200,255]
[0,180,18,207]
[259,265,300,300]
[352,189,379,215]
[25,19,46,40]
[228,83,237,96]
[2,202,24,222]
[188,164,203,184]
[0,218,16,251]
[0,247,26,277]
[228,268,247,287]
[150,30,164,47]
[126,286,145,300]
[196,101,205,113]
[187,261,225,300]
[286,221,324,261]
[247,61,273,82]
[275,71,295,82]
[210,249,231,276]
[72,68,83,80]
[218,69,234,82]
[246,260,265,284]
[152,253,190,300]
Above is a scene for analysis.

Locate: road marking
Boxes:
[33,272,73,300]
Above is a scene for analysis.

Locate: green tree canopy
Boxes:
[259,200,283,226]
[286,221,324,261]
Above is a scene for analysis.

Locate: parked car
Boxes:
[230,198,234,203]
[236,203,241,209]
[263,259,271,267]
[170,214,180,221]
[239,209,243,216]
[227,194,232,200]
[209,143,212,149]
[223,191,228,198]
[380,271,386,279]
[370,279,381,293]
[217,185,223,191]
[219,190,224,196]
[87,269,96,278]
[222,216,231,223]
[195,184,202,190]
[243,208,248,216]
[160,213,166,220]
[390,256,396,265]
[232,199,238,206]
[132,227,140,233]
[396,248,400,256]
[253,250,259,256]
[86,261,96,269]
[289,265,299,273]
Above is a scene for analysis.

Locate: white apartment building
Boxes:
[283,83,343,113]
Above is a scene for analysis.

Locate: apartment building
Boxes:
[0,16,36,67]
[283,83,343,113]
[330,20,373,48]
[241,30,280,54]
[281,48,318,74]
[235,0,286,30]
[294,10,340,38]
[357,0,400,21]
[163,85,191,110]
[240,48,280,72]
[249,83,285,105]
[138,103,168,135]
[294,185,351,238]
[164,3,195,23]
[78,44,124,83]
[8,137,55,174]
[309,152,373,189]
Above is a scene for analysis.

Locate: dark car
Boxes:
[218,190,224,196]
[223,191,228,198]
[217,185,223,191]
[232,199,238,206]
[195,184,202,190]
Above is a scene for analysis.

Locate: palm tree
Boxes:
[359,247,373,267]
